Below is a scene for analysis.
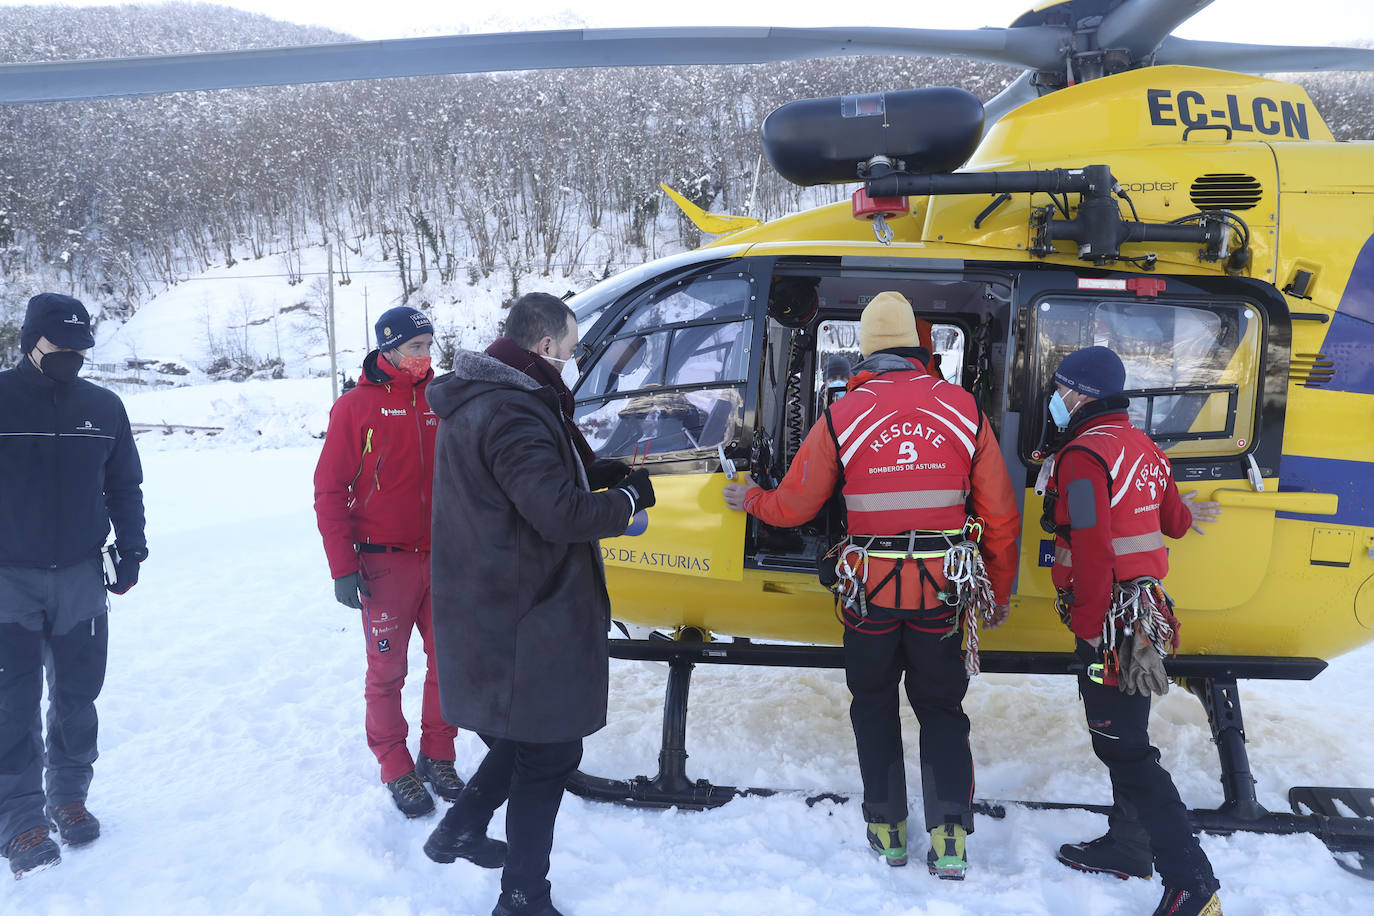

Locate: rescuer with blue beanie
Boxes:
[1043,345,1224,916]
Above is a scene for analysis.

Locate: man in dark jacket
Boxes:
[423,293,655,916]
[314,306,460,817]
[0,293,146,878]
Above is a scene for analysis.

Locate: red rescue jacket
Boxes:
[1047,408,1193,639]
[314,351,438,578]
[742,353,1020,616]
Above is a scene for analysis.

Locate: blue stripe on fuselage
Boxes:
[1316,234,1374,395]
[1277,455,1374,526]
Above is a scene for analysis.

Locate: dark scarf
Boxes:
[485,336,596,468]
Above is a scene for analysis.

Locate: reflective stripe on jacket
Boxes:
[741,353,1021,611]
[1048,411,1193,639]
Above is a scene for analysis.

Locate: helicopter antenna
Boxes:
[746,155,763,221]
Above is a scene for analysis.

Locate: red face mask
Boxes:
[395,355,432,381]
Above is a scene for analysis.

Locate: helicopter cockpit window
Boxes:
[1032,297,1262,458]
[813,319,966,396]
[572,272,756,460]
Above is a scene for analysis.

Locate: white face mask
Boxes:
[545,353,580,391]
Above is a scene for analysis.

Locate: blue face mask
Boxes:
[1049,390,1075,428]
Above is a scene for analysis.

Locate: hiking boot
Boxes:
[863,807,907,867]
[385,770,436,818]
[416,753,465,802]
[4,825,60,879]
[1152,885,1222,916]
[1057,832,1154,880]
[47,801,101,847]
[424,804,506,868]
[927,823,968,880]
[492,889,565,916]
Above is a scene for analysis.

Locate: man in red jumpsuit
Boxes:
[724,291,1020,879]
[1043,346,1222,916]
[314,305,461,817]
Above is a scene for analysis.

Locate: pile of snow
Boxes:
[6,440,1373,915]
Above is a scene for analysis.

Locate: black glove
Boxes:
[617,468,656,516]
[107,555,141,595]
[334,571,370,609]
[586,458,631,491]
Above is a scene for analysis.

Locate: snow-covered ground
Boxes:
[4,415,1373,915]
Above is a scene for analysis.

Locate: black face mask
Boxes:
[38,350,84,384]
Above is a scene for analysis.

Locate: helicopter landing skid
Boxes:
[567,638,1374,878]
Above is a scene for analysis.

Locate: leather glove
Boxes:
[586,458,631,491]
[617,468,656,516]
[333,571,370,609]
[1120,633,1170,696]
[107,555,141,595]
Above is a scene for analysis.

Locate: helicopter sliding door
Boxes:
[1012,272,1296,621]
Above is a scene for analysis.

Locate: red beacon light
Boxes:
[852,188,910,244]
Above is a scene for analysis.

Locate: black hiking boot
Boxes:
[1057,832,1154,880]
[424,802,506,868]
[415,753,465,802]
[4,825,60,879]
[47,801,101,847]
[385,770,436,818]
[1152,884,1223,916]
[492,889,565,916]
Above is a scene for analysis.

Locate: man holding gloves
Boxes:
[1041,346,1223,916]
[0,293,146,877]
[424,293,654,916]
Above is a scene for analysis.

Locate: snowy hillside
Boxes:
[3,437,1372,915]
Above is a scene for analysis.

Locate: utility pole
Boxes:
[328,246,338,402]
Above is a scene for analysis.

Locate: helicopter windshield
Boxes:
[1032,296,1263,456]
[567,246,748,332]
[572,268,756,460]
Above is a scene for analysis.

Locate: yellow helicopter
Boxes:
[4,0,1371,874]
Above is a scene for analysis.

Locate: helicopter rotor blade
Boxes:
[1096,0,1218,60]
[1155,36,1374,72]
[0,26,1072,104]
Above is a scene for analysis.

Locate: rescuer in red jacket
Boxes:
[314,306,460,818]
[1042,346,1222,916]
[723,291,1020,880]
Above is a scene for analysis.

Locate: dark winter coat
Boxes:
[0,358,146,569]
[313,350,437,578]
[426,349,632,743]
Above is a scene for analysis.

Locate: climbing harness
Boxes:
[828,517,996,677]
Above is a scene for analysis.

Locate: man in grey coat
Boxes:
[423,294,655,916]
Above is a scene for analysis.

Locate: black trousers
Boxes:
[457,734,584,902]
[843,622,974,833]
[1077,669,1217,891]
[0,615,108,842]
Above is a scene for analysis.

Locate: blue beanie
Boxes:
[21,293,94,355]
[1054,346,1126,398]
[375,306,433,351]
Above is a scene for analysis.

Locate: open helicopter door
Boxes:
[567,250,765,601]
[1009,269,1320,638]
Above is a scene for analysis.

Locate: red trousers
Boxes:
[358,550,456,782]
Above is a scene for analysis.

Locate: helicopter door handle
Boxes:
[1210,489,1338,515]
